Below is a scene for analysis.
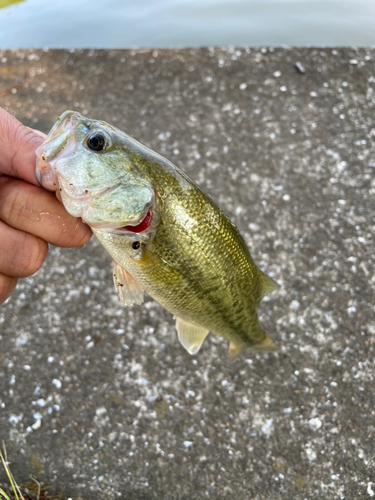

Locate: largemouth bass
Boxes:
[36,111,279,358]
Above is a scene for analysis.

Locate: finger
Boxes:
[0,107,45,185]
[0,273,17,305]
[0,220,48,278]
[27,127,47,139]
[0,177,92,248]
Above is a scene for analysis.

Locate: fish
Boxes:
[35,111,280,358]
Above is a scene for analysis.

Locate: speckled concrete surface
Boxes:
[0,48,374,499]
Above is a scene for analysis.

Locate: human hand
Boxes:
[0,108,92,304]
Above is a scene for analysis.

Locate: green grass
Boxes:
[0,443,23,500]
[0,488,11,500]
[0,442,65,500]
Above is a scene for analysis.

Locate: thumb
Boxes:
[0,107,45,185]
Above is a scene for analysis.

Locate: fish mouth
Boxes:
[57,182,120,211]
[36,112,80,192]
[36,111,156,233]
[53,180,154,231]
[36,111,116,202]
[57,179,154,232]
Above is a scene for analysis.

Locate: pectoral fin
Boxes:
[113,262,144,307]
[176,317,209,355]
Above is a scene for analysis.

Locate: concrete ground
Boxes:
[0,47,374,499]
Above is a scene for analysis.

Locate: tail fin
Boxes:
[252,332,278,351]
[229,332,278,360]
[258,271,280,300]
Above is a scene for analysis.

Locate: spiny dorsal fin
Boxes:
[113,262,144,307]
[176,317,209,355]
[259,271,280,299]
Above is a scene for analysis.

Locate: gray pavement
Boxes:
[0,47,374,499]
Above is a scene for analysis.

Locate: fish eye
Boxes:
[132,241,140,250]
[87,132,106,152]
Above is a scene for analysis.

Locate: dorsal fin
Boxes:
[258,271,280,299]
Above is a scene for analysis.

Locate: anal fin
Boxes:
[113,262,144,307]
[176,317,209,355]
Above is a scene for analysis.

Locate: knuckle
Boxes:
[13,122,40,151]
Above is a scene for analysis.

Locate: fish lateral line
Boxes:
[36,111,281,360]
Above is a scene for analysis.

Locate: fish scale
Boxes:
[36,111,280,357]
[143,189,264,344]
